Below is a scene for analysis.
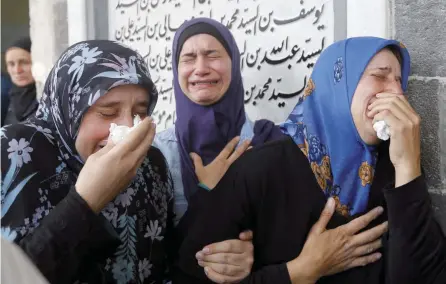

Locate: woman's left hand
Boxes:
[196,230,254,283]
[368,92,422,186]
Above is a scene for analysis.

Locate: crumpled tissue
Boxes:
[109,115,142,144]
[373,120,390,141]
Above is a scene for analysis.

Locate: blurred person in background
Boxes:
[4,36,38,125]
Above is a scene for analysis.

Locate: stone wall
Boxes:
[393,0,446,230]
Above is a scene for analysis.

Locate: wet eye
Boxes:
[99,112,116,118]
[371,74,386,80]
[136,111,148,117]
[180,57,195,63]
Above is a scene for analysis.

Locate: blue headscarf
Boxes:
[281,37,410,216]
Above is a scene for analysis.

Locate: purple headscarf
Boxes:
[172,18,283,201]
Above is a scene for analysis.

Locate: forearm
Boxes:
[286,257,317,284]
[18,188,116,283]
[385,176,446,283]
[394,161,421,188]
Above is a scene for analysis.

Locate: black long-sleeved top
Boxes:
[174,137,446,283]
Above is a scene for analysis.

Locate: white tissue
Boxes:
[109,115,142,144]
[373,120,390,141]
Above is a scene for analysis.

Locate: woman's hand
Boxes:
[287,198,387,283]
[75,117,156,213]
[191,137,251,190]
[196,230,254,283]
[368,92,422,187]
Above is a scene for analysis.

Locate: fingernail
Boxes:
[327,197,335,208]
[376,206,384,214]
[198,260,204,267]
[196,251,203,260]
[376,253,382,260]
[204,267,209,275]
[202,247,210,254]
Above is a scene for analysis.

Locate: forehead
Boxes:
[5,48,31,61]
[94,85,149,105]
[180,34,226,53]
[366,48,401,72]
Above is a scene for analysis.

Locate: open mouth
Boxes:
[190,80,218,86]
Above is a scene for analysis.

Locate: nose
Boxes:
[115,113,134,127]
[385,78,404,95]
[14,64,23,74]
[194,56,210,76]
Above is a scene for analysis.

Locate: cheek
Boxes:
[75,120,110,159]
[352,80,379,115]
[178,64,192,78]
[178,67,192,91]
[25,65,33,76]
[216,62,232,88]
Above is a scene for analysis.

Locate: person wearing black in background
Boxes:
[4,37,38,125]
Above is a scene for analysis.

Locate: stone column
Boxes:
[393,0,446,230]
[29,0,69,97]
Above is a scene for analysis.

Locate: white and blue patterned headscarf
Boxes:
[35,40,158,172]
[281,37,410,216]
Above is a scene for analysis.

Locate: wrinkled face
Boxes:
[351,48,403,145]
[5,47,34,87]
[178,34,232,106]
[75,85,149,161]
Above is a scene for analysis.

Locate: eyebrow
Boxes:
[95,99,149,108]
[6,59,27,64]
[368,66,402,80]
[180,49,219,58]
[369,66,392,72]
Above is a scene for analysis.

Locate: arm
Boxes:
[18,188,119,284]
[385,176,446,284]
[369,93,446,283]
[163,175,177,281]
[176,168,387,284]
[11,118,156,283]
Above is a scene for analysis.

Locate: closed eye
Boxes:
[99,112,116,118]
[371,74,387,80]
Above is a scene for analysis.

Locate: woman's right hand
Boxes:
[287,198,388,284]
[75,117,156,213]
[191,136,251,190]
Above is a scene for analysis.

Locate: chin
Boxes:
[363,134,381,146]
[190,94,220,106]
[15,80,32,87]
